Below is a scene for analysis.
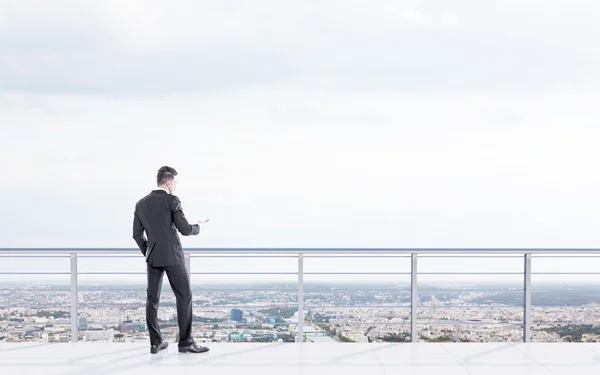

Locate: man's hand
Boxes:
[198,219,210,230]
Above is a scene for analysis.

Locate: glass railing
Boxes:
[1,248,600,344]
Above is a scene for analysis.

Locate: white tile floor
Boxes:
[1,342,600,375]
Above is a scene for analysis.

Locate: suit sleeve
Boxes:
[171,196,200,236]
[132,210,147,255]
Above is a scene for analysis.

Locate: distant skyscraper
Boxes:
[78,317,88,331]
[231,308,243,322]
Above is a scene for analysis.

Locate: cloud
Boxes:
[385,5,431,24]
[1,90,599,248]
[1,0,599,95]
[2,90,599,214]
[442,13,459,26]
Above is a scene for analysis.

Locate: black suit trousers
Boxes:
[146,262,194,347]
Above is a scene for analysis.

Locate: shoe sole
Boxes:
[178,348,209,353]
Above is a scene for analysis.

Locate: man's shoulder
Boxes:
[135,191,181,210]
[136,192,151,202]
[135,191,159,208]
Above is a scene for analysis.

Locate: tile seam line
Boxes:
[439,343,475,375]
[512,345,560,375]
[369,342,389,375]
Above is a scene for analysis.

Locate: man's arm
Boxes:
[132,211,147,255]
[171,196,200,236]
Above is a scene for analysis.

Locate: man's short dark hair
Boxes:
[157,166,177,185]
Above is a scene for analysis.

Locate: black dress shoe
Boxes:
[178,343,209,353]
[150,341,169,354]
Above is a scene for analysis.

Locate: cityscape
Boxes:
[2,281,600,344]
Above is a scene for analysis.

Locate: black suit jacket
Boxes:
[132,189,200,267]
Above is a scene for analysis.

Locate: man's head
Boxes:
[156,166,178,194]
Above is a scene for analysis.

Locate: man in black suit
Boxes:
[133,166,209,354]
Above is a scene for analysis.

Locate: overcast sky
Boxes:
[1,0,599,281]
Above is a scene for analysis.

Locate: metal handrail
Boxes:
[1,247,600,254]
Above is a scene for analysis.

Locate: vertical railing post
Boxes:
[524,253,532,342]
[185,253,191,279]
[70,253,78,343]
[298,253,304,343]
[411,253,418,343]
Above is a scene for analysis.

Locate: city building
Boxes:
[78,317,88,331]
[120,321,147,333]
[231,309,243,322]
[228,332,244,341]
